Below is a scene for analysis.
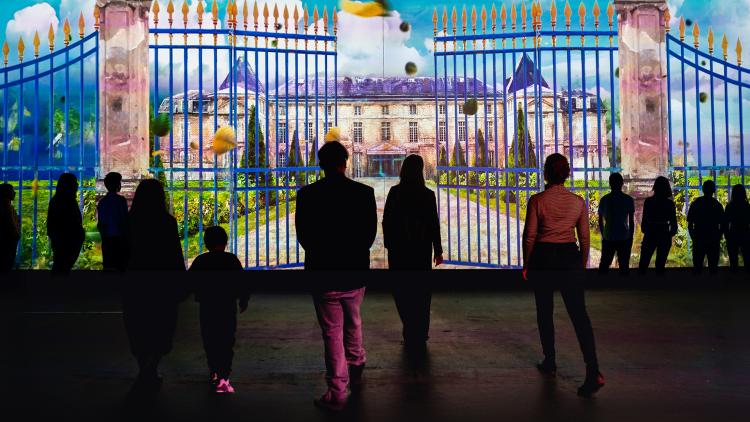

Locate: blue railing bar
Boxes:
[443,259,519,269]
[0,48,97,90]
[667,33,750,75]
[666,50,750,89]
[435,29,616,42]
[148,44,337,57]
[670,165,750,170]
[0,32,98,75]
[149,27,336,41]
[435,46,617,57]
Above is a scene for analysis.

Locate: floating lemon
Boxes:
[324,127,341,142]
[341,0,389,18]
[405,62,418,76]
[31,177,40,198]
[152,149,167,157]
[699,92,708,103]
[211,126,237,155]
[463,97,478,116]
[189,140,200,150]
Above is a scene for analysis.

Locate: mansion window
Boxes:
[353,122,363,143]
[439,104,446,114]
[486,104,492,114]
[409,122,419,143]
[459,104,464,114]
[308,106,315,116]
[306,121,314,140]
[190,100,200,113]
[354,105,362,116]
[353,152,364,177]
[589,98,597,110]
[278,122,287,143]
[381,121,391,141]
[488,151,495,167]
[279,105,286,116]
[277,152,287,167]
[325,121,333,136]
[487,120,494,141]
[327,104,333,116]
[458,121,466,143]
[572,98,577,109]
[382,105,390,115]
[409,104,417,115]
[438,121,446,143]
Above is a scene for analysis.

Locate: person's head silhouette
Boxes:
[204,226,229,252]
[318,141,348,176]
[399,154,425,187]
[543,153,570,186]
[609,172,624,192]
[0,183,15,203]
[702,180,716,197]
[130,179,167,217]
[652,176,672,199]
[104,172,122,193]
[730,184,747,204]
[55,173,79,200]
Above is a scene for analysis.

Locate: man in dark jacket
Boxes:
[295,141,377,411]
[687,180,725,274]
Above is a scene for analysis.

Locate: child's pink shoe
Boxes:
[215,378,235,394]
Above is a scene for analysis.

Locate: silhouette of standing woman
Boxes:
[383,154,443,354]
[638,176,678,275]
[522,153,604,397]
[725,184,750,272]
[0,183,20,272]
[47,173,84,275]
[123,179,186,393]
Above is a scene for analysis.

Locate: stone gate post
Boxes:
[615,0,669,219]
[97,0,151,196]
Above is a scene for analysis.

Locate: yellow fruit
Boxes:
[189,141,199,150]
[152,150,166,157]
[341,1,388,18]
[211,126,237,155]
[31,178,39,198]
[324,127,341,142]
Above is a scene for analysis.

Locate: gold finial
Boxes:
[592,1,600,28]
[313,5,318,34]
[2,41,8,66]
[323,6,328,34]
[442,6,447,34]
[461,6,467,34]
[232,0,238,25]
[284,5,289,31]
[737,38,743,66]
[521,2,527,30]
[253,1,259,30]
[211,0,218,26]
[152,1,160,26]
[226,0,234,29]
[241,0,248,29]
[664,6,670,33]
[491,4,497,32]
[722,34,728,60]
[197,1,204,27]
[333,7,337,36]
[63,18,71,46]
[167,0,174,27]
[93,5,100,30]
[564,1,571,29]
[481,6,487,33]
[510,3,517,30]
[33,31,40,58]
[78,12,85,39]
[264,2,270,31]
[48,24,55,52]
[550,1,557,27]
[501,4,507,31]
[182,0,189,28]
[17,37,25,62]
[689,21,704,48]
[304,6,309,32]
[293,5,299,33]
[578,1,585,28]
[451,6,457,35]
[708,27,714,54]
[471,6,477,33]
[433,8,438,35]
[607,2,614,30]
[679,16,685,42]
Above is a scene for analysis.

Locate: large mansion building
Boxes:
[160,55,609,180]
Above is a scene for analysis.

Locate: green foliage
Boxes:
[148,103,168,187]
[53,106,81,136]
[150,113,172,137]
[505,106,538,202]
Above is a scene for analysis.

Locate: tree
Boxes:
[148,103,167,187]
[506,106,537,202]
[449,139,466,183]
[474,128,488,167]
[242,104,267,187]
[287,129,302,183]
[438,145,448,166]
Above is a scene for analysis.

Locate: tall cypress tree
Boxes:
[474,128,488,167]
[506,105,537,202]
[287,129,302,184]
[242,104,267,186]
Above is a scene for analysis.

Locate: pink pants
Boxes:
[313,287,367,400]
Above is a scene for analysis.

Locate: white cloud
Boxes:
[5,3,59,51]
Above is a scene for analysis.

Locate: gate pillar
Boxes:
[97,0,151,195]
[615,0,669,217]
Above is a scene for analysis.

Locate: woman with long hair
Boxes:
[382,154,443,354]
[638,176,678,275]
[47,173,85,274]
[725,184,750,272]
[123,179,186,393]
[522,153,604,397]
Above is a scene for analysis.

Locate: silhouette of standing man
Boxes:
[295,141,377,411]
[597,173,635,275]
[97,172,129,271]
[687,180,724,275]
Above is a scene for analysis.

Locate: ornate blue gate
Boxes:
[1,13,100,268]
[433,2,619,268]
[150,0,336,269]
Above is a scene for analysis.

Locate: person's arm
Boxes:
[597,196,606,236]
[628,197,635,239]
[429,190,444,264]
[364,187,377,249]
[234,255,249,312]
[640,199,650,235]
[522,196,539,272]
[669,201,679,237]
[576,199,591,268]
[295,188,309,250]
[172,219,186,271]
[686,201,695,240]
[382,188,394,250]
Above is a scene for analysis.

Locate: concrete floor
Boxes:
[1,272,749,422]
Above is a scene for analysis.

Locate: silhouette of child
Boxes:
[189,226,247,394]
[0,183,20,272]
[687,180,725,274]
[47,173,84,275]
[97,172,129,271]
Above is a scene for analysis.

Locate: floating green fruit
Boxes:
[463,98,478,115]
[699,92,708,103]
[405,62,418,75]
[614,67,619,78]
[685,19,693,27]
[151,113,172,137]
[8,136,20,152]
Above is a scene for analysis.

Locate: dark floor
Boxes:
[1,270,749,422]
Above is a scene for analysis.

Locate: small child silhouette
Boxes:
[97,172,129,271]
[189,226,247,394]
